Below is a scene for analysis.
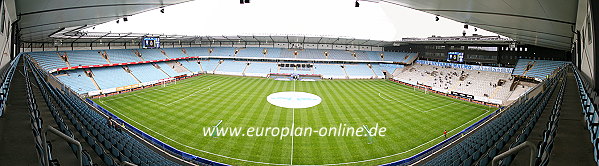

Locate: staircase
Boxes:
[134,50,145,61]
[160,50,170,59]
[392,68,402,77]
[522,61,537,76]
[88,77,101,91]
[123,66,141,83]
[165,61,191,73]
[153,63,171,77]
[213,61,223,73]
[57,52,71,67]
[242,63,250,76]
[100,51,111,64]
[341,65,349,79]
[368,65,378,79]
[197,61,205,73]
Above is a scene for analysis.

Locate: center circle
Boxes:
[267,92,322,109]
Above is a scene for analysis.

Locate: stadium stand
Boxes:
[210,47,236,57]
[128,64,169,83]
[137,49,168,61]
[25,57,186,166]
[382,52,418,64]
[245,62,278,77]
[157,62,188,76]
[512,59,570,81]
[301,49,327,59]
[178,59,202,73]
[199,60,220,73]
[162,48,187,58]
[105,49,140,63]
[214,60,247,75]
[154,62,179,77]
[344,64,375,78]
[369,64,385,78]
[422,69,562,166]
[367,51,384,61]
[263,48,282,58]
[55,70,99,94]
[314,64,345,79]
[29,52,68,71]
[67,50,108,67]
[235,48,265,57]
[394,63,520,104]
[91,67,139,89]
[185,47,211,57]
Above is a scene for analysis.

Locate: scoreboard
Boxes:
[142,37,160,49]
[447,52,464,63]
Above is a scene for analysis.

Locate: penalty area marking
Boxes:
[97,81,491,166]
[101,100,491,166]
[378,92,479,113]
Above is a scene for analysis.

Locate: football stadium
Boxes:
[0,0,597,166]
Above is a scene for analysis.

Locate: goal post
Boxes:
[162,80,177,87]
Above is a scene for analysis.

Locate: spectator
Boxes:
[107,116,113,128]
[443,130,448,138]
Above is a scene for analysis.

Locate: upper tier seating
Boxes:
[29,52,68,71]
[137,49,167,61]
[105,49,140,63]
[235,48,265,57]
[162,48,187,58]
[382,52,418,64]
[29,48,420,73]
[67,50,107,66]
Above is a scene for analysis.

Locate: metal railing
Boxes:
[492,141,538,166]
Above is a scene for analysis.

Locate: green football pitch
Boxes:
[93,75,493,165]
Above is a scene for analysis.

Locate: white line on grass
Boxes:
[165,81,220,106]
[318,109,490,166]
[290,79,296,165]
[133,94,168,106]
[425,102,459,112]
[100,100,290,166]
[102,98,490,166]
[99,78,492,165]
[378,92,424,112]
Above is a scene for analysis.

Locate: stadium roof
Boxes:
[383,0,577,51]
[16,0,192,42]
[16,0,575,51]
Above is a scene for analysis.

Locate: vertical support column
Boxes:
[10,20,19,60]
[592,0,599,92]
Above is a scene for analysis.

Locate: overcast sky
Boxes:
[88,0,498,41]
